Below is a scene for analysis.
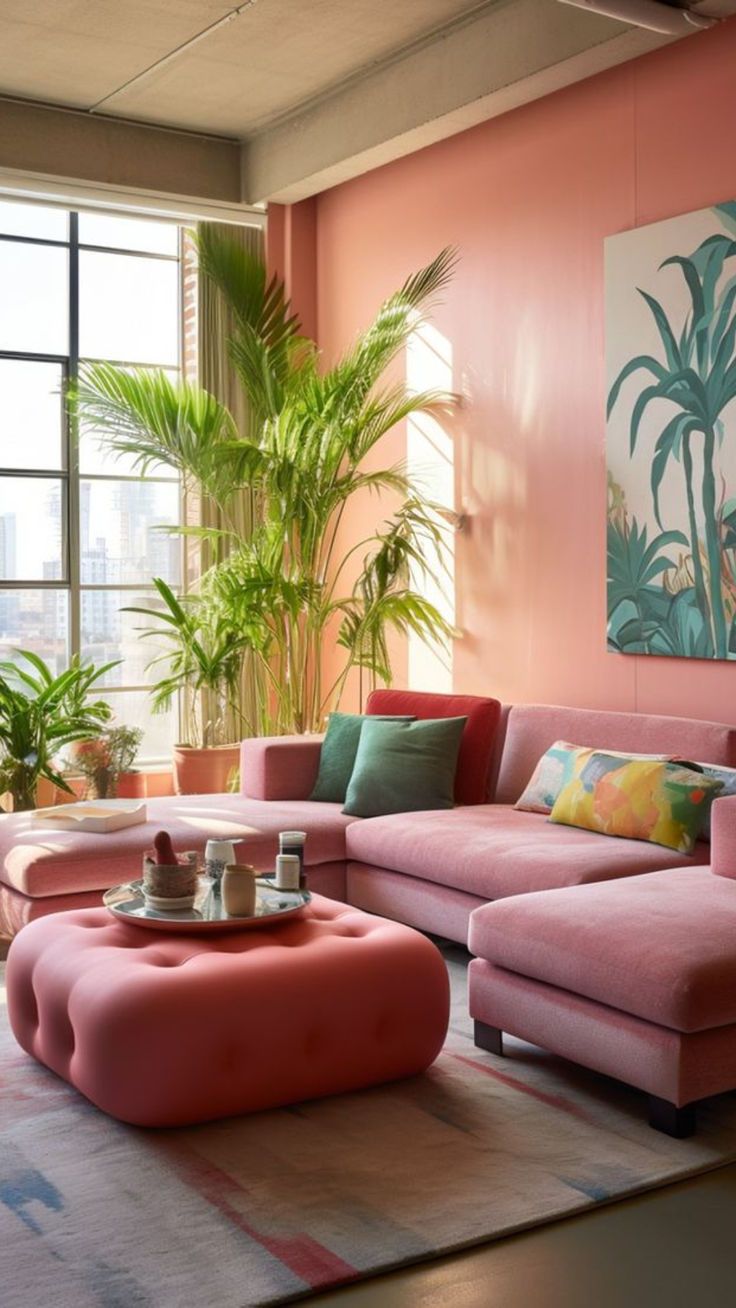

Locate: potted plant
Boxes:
[124,578,246,794]
[74,235,456,743]
[0,651,117,812]
[68,724,144,800]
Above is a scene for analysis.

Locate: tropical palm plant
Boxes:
[0,652,117,810]
[74,234,457,736]
[608,231,736,658]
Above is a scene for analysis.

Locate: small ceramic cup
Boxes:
[222,863,258,917]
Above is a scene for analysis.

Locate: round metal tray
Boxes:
[103,877,310,933]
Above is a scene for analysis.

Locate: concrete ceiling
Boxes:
[0,0,732,206]
[0,0,490,132]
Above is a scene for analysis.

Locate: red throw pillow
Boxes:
[365,689,502,805]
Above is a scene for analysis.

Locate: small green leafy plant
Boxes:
[0,651,117,811]
[69,724,144,800]
[123,578,250,748]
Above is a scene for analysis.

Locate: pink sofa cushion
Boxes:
[494,704,736,805]
[6,897,450,1126]
[240,734,324,800]
[345,804,708,900]
[366,688,501,805]
[0,795,354,898]
[347,862,483,945]
[468,866,736,1032]
[469,958,736,1107]
[0,883,103,937]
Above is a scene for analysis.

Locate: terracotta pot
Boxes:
[35,777,59,808]
[34,776,83,808]
[172,744,240,795]
[117,771,147,799]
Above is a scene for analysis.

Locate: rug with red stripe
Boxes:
[2,947,736,1307]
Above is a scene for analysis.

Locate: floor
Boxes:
[308,1163,736,1307]
[4,935,736,1306]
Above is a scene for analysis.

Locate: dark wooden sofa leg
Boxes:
[474,1020,503,1055]
[648,1095,696,1138]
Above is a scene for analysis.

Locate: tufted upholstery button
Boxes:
[5,894,450,1127]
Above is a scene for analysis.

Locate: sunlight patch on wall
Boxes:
[406,320,455,692]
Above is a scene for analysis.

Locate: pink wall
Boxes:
[311,18,736,724]
[267,198,318,341]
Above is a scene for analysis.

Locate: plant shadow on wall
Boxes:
[74,235,458,738]
[607,204,736,660]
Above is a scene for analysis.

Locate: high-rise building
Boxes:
[0,511,18,637]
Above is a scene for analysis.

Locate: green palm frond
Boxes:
[324,248,457,418]
[74,364,238,499]
[196,224,302,355]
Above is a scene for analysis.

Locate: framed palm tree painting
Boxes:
[606,201,736,660]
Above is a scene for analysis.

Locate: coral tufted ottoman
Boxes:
[6,895,449,1127]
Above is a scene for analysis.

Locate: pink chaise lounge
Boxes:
[468,796,736,1137]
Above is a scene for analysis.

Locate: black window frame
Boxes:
[0,204,184,762]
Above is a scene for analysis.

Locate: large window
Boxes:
[0,200,183,762]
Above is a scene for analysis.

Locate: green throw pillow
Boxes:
[309,712,414,803]
[342,716,467,817]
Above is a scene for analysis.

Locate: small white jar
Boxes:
[275,853,301,891]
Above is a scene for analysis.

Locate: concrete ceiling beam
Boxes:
[0,95,259,222]
[242,0,674,203]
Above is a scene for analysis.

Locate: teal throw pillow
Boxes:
[309,712,414,803]
[342,716,467,818]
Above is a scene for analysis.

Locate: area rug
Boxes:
[3,946,736,1308]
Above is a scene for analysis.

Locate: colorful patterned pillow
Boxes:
[549,751,723,853]
[694,763,736,840]
[515,741,672,815]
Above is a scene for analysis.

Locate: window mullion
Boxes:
[68,212,81,662]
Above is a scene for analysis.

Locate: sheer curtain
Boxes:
[196,220,265,744]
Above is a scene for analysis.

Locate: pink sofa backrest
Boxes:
[493,703,736,805]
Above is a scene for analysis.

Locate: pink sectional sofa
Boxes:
[0,694,733,940]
